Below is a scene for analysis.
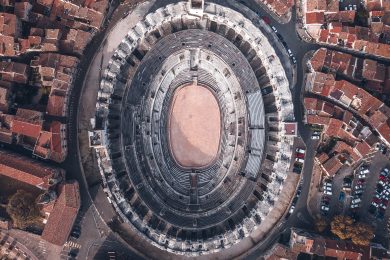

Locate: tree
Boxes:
[330,215,374,246]
[6,190,41,228]
[351,223,374,246]
[314,218,328,233]
[330,215,354,240]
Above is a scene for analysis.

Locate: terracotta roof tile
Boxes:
[42,181,80,246]
[0,149,64,189]
[322,156,343,176]
[306,12,325,24]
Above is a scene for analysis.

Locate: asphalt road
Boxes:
[238,1,321,258]
[60,0,320,259]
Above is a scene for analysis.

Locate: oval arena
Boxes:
[92,0,295,256]
[168,84,221,169]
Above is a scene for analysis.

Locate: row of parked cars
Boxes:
[293,148,305,174]
[321,179,333,215]
[350,165,370,209]
[270,26,297,64]
[369,167,390,220]
[311,131,321,140]
[286,182,303,219]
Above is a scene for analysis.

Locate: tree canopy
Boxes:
[330,215,374,246]
[6,190,41,228]
[314,218,328,233]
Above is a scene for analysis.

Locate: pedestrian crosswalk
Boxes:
[65,241,81,249]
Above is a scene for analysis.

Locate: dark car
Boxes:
[357,179,365,185]
[376,209,385,220]
[339,192,345,201]
[293,167,302,174]
[68,249,79,258]
[368,204,377,214]
[70,229,81,239]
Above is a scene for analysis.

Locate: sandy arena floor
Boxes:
[168,84,221,168]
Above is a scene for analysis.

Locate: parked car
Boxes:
[296,148,305,154]
[368,204,377,214]
[321,205,329,212]
[291,56,297,64]
[324,190,332,195]
[351,198,361,204]
[357,173,367,179]
[357,179,365,185]
[295,158,304,163]
[293,167,302,174]
[377,209,385,220]
[354,185,364,191]
[354,189,364,195]
[271,26,278,33]
[339,192,345,201]
[322,196,330,203]
[351,203,360,209]
[372,201,379,208]
[343,177,352,189]
[311,135,320,140]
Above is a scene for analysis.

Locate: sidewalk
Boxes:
[306,161,323,219]
[253,0,292,24]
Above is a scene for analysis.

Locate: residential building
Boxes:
[0,149,64,190]
[41,181,80,246]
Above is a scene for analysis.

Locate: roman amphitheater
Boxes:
[91,0,296,256]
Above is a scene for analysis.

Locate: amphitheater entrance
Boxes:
[168,84,221,169]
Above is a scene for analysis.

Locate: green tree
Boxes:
[6,190,41,228]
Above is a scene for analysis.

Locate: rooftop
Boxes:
[41,181,80,246]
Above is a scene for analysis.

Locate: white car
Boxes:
[324,185,332,191]
[289,205,295,214]
[351,203,360,209]
[321,205,329,211]
[381,193,390,200]
[372,201,379,208]
[295,158,304,163]
[357,173,366,179]
[311,135,320,140]
[271,26,278,33]
[296,148,305,154]
[324,190,332,196]
[354,189,363,195]
[354,185,364,190]
[360,169,369,174]
[351,198,361,204]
